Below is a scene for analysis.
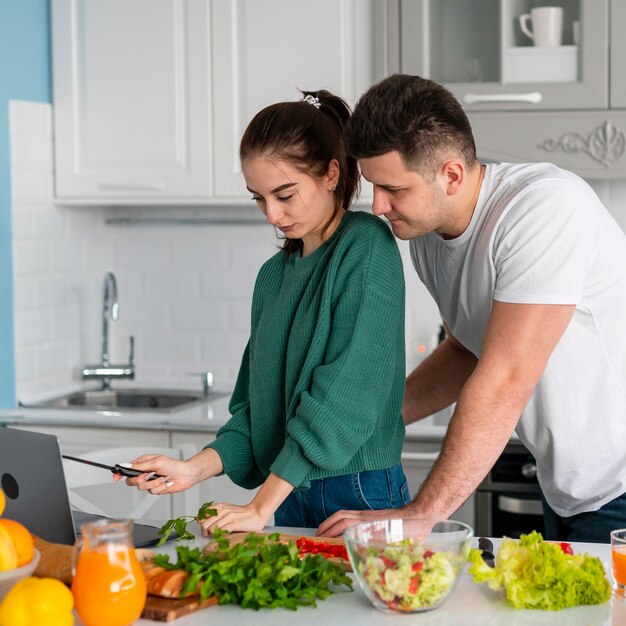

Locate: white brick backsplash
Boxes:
[14,310,51,347]
[11,208,33,240]
[13,279,35,312]
[13,240,50,276]
[226,302,251,333]
[142,272,200,299]
[172,301,227,332]
[9,100,626,402]
[201,266,256,300]
[171,237,229,268]
[142,333,202,365]
[10,170,52,204]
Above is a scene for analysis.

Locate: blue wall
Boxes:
[0,1,51,407]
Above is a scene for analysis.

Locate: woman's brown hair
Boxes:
[240,90,359,255]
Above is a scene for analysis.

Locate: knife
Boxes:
[62,455,162,480]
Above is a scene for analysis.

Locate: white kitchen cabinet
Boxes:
[52,0,213,204]
[398,0,626,179]
[11,425,175,521]
[52,0,389,205]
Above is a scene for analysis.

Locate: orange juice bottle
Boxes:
[72,519,147,626]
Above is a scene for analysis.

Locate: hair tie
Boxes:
[301,94,321,109]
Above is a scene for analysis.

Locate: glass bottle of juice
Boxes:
[72,519,147,626]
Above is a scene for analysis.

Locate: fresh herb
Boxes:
[156,501,218,547]
[153,529,353,610]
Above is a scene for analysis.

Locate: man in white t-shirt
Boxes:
[318,74,626,542]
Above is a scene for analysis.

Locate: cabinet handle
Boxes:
[401,452,440,462]
[463,92,543,104]
[98,181,166,192]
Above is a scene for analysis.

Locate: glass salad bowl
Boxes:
[343,519,473,613]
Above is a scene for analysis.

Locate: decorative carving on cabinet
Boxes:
[537,121,626,168]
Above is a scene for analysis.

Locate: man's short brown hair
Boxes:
[346,74,477,180]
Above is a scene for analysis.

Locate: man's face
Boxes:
[360,151,449,240]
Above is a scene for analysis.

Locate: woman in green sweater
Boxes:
[125,90,409,533]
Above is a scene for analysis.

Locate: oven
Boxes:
[475,441,545,538]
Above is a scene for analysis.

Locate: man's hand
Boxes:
[316,507,408,537]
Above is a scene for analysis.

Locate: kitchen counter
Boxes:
[125,535,622,626]
[0,393,450,441]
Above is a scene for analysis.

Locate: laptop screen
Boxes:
[0,427,166,547]
[0,427,76,545]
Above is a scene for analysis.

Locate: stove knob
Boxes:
[521,462,537,478]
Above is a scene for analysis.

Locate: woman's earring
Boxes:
[331,185,337,192]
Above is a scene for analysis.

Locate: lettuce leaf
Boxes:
[468,531,611,610]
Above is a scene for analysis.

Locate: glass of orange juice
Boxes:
[611,528,626,596]
[72,519,147,626]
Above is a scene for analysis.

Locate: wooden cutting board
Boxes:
[141,595,218,622]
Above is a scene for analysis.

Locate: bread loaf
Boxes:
[140,560,194,598]
[32,535,73,584]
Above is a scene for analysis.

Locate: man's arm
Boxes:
[403,329,477,424]
[317,300,575,536]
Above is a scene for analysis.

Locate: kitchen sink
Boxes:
[23,388,230,412]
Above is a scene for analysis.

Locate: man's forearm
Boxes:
[403,337,477,424]
[405,369,529,519]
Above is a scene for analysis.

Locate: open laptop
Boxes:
[0,428,168,547]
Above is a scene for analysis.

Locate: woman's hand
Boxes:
[198,502,269,535]
[113,448,223,496]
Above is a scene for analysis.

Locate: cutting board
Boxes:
[141,595,218,622]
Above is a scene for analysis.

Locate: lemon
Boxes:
[0,489,5,516]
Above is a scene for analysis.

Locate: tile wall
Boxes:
[9,100,438,403]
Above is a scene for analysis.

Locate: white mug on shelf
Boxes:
[519,6,564,47]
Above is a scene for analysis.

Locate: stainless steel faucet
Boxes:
[101,272,119,368]
[82,272,135,390]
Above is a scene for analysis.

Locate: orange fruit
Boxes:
[0,524,17,571]
[0,519,34,567]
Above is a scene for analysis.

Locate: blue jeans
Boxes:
[542,490,626,543]
[274,463,410,529]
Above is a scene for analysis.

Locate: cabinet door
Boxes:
[401,0,608,112]
[210,0,383,200]
[610,0,626,108]
[52,0,213,202]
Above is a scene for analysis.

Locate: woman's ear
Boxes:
[326,159,340,191]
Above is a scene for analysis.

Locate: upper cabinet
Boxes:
[52,0,390,205]
[399,0,626,178]
[52,0,213,203]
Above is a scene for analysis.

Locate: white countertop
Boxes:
[124,534,621,626]
[0,393,450,441]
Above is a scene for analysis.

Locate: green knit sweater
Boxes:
[207,211,406,489]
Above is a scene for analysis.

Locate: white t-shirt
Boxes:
[410,162,626,517]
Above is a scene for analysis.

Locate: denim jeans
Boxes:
[542,490,626,543]
[274,463,410,529]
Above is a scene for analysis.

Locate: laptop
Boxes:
[0,428,168,547]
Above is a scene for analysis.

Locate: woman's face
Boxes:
[243,156,339,255]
